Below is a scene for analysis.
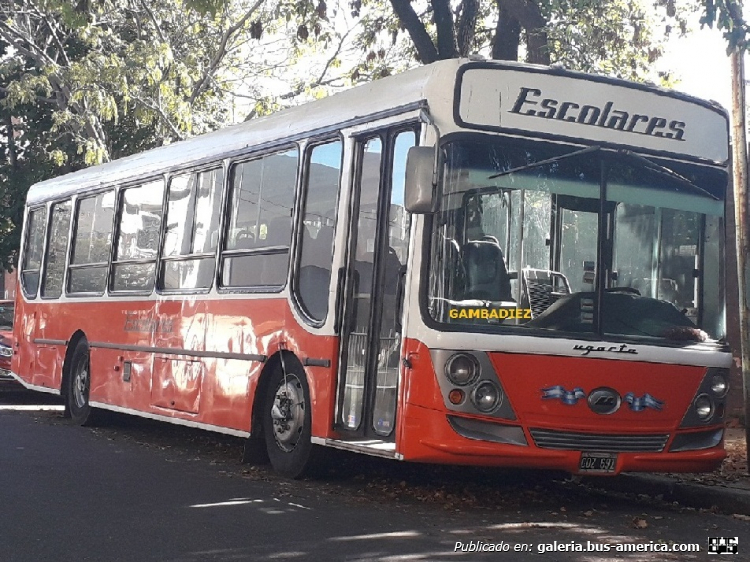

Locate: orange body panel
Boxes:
[396,338,725,474]
[12,297,339,438]
[12,298,725,474]
[492,353,701,433]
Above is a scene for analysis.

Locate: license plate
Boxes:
[578,452,617,473]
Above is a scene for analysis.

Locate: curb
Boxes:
[581,474,750,516]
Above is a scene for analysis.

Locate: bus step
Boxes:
[311,437,400,459]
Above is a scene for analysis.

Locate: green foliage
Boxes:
[699,0,748,51]
[0,0,732,276]
[308,0,697,90]
[546,0,696,81]
[0,72,64,271]
[0,0,274,271]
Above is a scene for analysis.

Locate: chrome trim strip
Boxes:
[33,338,68,346]
[89,342,267,363]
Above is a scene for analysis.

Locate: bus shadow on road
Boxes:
[0,389,64,410]
[7,393,626,516]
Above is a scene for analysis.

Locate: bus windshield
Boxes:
[427,139,726,343]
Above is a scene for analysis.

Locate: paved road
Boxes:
[0,391,748,561]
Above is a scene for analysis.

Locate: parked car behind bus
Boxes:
[0,300,20,389]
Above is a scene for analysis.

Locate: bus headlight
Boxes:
[431,349,517,421]
[710,373,728,397]
[694,394,714,421]
[680,368,726,428]
[472,381,502,413]
[445,353,480,386]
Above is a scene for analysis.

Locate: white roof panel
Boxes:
[26,58,728,206]
[26,59,460,205]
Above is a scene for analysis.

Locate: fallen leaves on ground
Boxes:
[667,430,748,488]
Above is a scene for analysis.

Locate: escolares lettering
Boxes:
[573,343,638,356]
[510,87,685,141]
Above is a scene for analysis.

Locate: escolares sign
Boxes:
[455,65,729,165]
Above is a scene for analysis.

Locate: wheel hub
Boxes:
[73,364,89,409]
[271,375,305,452]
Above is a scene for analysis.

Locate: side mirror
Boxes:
[404,146,438,214]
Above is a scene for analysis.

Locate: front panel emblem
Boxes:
[624,392,664,411]
[541,385,664,413]
[587,387,622,415]
[542,385,586,405]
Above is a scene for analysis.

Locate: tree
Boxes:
[0,0,279,270]
[341,0,696,81]
[251,0,701,112]
[0,0,276,163]
[699,0,747,50]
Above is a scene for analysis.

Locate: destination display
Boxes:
[456,67,729,164]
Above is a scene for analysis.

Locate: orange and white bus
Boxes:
[12,59,731,478]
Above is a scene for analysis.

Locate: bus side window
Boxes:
[68,191,114,295]
[41,201,72,299]
[295,140,342,322]
[159,167,223,292]
[221,148,298,289]
[111,179,165,293]
[20,206,48,297]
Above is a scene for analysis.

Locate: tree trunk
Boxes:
[388,0,439,63]
[432,0,457,58]
[526,28,549,65]
[497,0,549,64]
[492,9,521,60]
[457,0,479,57]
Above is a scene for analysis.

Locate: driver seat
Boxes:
[462,239,512,301]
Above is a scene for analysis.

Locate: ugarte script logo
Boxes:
[510,87,686,142]
[573,343,638,356]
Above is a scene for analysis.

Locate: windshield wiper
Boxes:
[618,150,719,201]
[488,146,600,180]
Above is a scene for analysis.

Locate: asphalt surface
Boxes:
[1,394,749,561]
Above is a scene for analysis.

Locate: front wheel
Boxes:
[66,339,95,426]
[263,362,319,478]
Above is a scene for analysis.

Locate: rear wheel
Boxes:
[66,339,95,426]
[263,361,318,478]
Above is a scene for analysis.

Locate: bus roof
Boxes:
[26,60,457,206]
[26,58,728,206]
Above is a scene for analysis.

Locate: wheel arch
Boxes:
[61,330,88,404]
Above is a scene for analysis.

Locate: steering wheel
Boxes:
[605,286,641,295]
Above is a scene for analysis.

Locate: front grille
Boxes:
[530,428,669,452]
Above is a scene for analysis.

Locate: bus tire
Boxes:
[66,339,95,426]
[263,362,318,478]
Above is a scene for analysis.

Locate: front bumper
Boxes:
[400,405,726,474]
